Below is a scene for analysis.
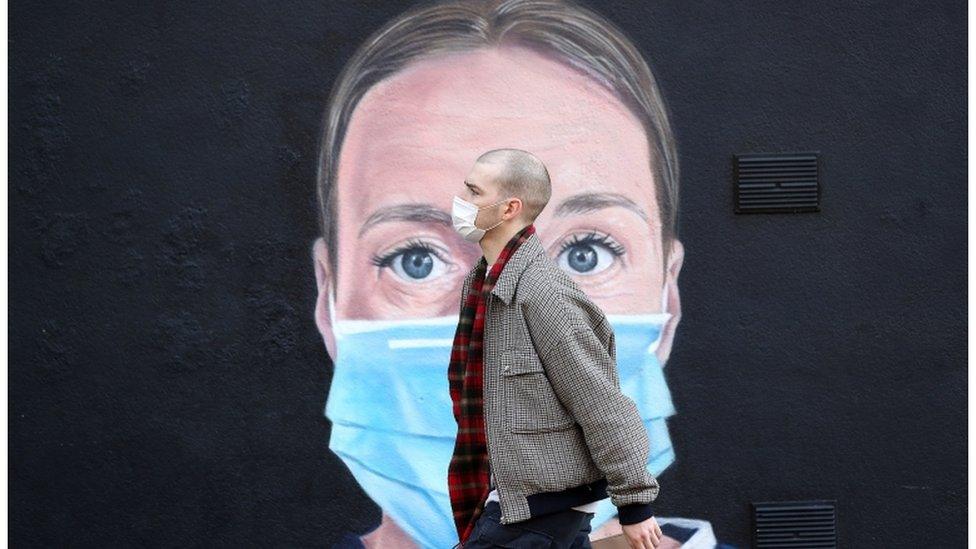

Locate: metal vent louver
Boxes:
[734,152,820,213]
[752,500,837,548]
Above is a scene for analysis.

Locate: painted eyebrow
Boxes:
[553,192,649,223]
[359,204,452,237]
[358,191,648,237]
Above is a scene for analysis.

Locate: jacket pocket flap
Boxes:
[500,348,545,375]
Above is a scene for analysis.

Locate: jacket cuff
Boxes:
[616,502,654,525]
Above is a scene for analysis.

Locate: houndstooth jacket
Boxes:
[458,231,660,526]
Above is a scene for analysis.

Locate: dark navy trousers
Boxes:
[463,501,594,548]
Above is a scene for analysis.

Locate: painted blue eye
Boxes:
[563,243,599,273]
[556,232,625,276]
[370,239,450,283]
[399,249,434,279]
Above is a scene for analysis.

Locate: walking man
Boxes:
[448,149,664,548]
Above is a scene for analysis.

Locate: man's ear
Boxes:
[656,238,685,367]
[507,196,523,220]
[311,237,338,361]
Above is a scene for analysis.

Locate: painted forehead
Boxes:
[337,45,656,213]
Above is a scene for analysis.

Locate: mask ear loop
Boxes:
[478,197,510,210]
[480,197,512,232]
[484,217,506,232]
[646,283,671,354]
[327,290,340,339]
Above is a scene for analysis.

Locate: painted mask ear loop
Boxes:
[327,290,337,341]
[649,283,670,354]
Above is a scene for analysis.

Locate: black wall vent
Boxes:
[734,151,820,213]
[752,500,837,548]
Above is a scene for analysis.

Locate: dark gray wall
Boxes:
[9,0,965,547]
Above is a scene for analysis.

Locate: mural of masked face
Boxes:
[312,44,687,547]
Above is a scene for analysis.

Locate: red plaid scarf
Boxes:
[448,223,536,545]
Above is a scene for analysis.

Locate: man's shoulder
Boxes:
[521,255,597,301]
[518,254,574,301]
[522,257,610,330]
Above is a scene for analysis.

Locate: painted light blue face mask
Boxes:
[324,287,677,548]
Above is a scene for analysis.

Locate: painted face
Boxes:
[314,43,683,548]
[326,44,671,322]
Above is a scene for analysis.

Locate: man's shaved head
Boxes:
[475,148,552,223]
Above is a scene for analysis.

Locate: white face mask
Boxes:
[452,195,509,243]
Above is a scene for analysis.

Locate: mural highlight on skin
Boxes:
[310,1,735,547]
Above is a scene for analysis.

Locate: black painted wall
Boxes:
[9,0,966,547]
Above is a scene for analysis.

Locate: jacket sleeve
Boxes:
[522,288,660,525]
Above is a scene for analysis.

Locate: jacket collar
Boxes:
[464,231,546,305]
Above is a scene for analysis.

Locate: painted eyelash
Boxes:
[370,238,443,268]
[558,231,626,256]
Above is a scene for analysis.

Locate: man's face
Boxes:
[313,43,684,363]
[460,161,510,230]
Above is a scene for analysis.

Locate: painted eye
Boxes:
[371,240,451,283]
[555,232,625,275]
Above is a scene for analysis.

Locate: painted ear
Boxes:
[311,237,337,361]
[656,239,685,367]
